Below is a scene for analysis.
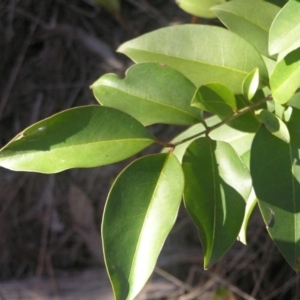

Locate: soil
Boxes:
[0,1,300,299]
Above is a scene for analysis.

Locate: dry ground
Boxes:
[0,1,300,299]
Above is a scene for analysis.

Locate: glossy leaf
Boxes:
[251,112,300,271]
[255,109,290,143]
[118,25,269,94]
[91,63,201,126]
[191,83,236,117]
[269,0,300,56]
[102,153,184,300]
[176,0,226,18]
[212,0,280,57]
[270,48,300,104]
[182,138,250,268]
[0,106,155,173]
[243,68,259,101]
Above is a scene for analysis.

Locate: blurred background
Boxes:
[0,0,299,299]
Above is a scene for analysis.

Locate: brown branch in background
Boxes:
[0,23,37,118]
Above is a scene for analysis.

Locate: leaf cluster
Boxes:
[1,0,300,299]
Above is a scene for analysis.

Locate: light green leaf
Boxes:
[288,92,300,110]
[176,0,226,18]
[91,63,201,126]
[191,83,236,117]
[238,188,257,245]
[212,0,280,57]
[243,68,259,101]
[255,109,290,143]
[270,48,300,104]
[262,55,277,77]
[269,0,300,56]
[0,106,155,173]
[102,153,184,300]
[182,137,250,268]
[118,24,269,94]
[251,111,300,271]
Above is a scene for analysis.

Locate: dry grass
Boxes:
[0,1,300,299]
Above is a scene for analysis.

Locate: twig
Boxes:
[171,95,273,147]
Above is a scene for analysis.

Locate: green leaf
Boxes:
[226,93,262,133]
[238,188,257,245]
[265,0,288,7]
[269,0,300,56]
[182,137,250,268]
[243,68,259,101]
[102,153,184,300]
[118,24,269,94]
[0,106,155,173]
[251,110,300,271]
[164,115,255,163]
[212,0,280,57]
[191,83,236,117]
[288,92,300,110]
[270,48,300,104]
[176,0,226,18]
[91,62,202,126]
[255,109,290,143]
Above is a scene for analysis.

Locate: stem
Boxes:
[157,95,272,148]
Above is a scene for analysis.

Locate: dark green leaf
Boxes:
[102,153,184,300]
[212,0,280,57]
[0,106,155,173]
[182,137,250,268]
[91,62,201,126]
[251,110,300,271]
[118,25,269,94]
[226,93,263,133]
[191,83,236,116]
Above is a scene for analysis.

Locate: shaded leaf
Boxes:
[102,153,184,300]
[250,110,300,271]
[191,83,236,117]
[270,48,300,104]
[91,62,201,126]
[269,0,300,56]
[212,0,280,57]
[176,0,226,18]
[182,137,250,268]
[226,93,263,133]
[0,106,155,173]
[118,24,269,94]
[255,109,290,143]
[243,68,259,101]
